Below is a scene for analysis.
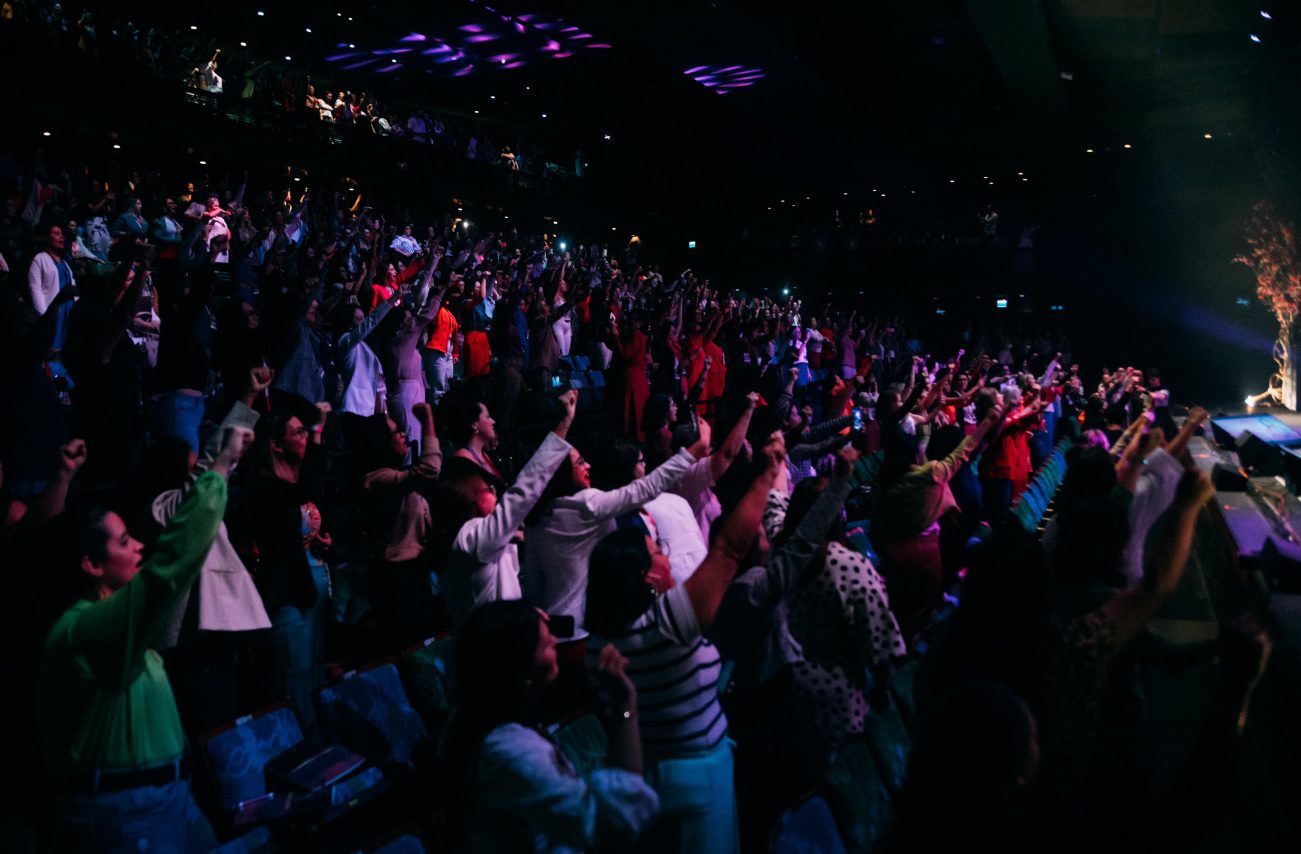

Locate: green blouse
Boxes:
[39,472,227,780]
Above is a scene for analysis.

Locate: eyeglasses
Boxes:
[285,426,309,438]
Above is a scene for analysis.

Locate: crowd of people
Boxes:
[0,127,1271,853]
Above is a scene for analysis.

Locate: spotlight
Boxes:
[1017,171,1024,176]
[1123,143,1132,149]
[240,41,248,47]
[463,220,471,229]
[688,240,697,249]
[190,25,198,30]
[1086,148,1094,154]
[294,177,301,182]
[558,241,567,250]
[782,287,790,295]
[42,131,50,137]
[1250,33,1262,43]
[285,55,292,61]
[541,113,547,118]
[603,133,611,141]
[1204,133,1213,139]
[199,160,207,165]
[995,298,1008,309]
[391,59,398,63]
[257,10,265,16]
[491,95,497,100]
[474,110,480,114]
[113,144,121,149]
[349,44,355,49]
[1261,10,1272,20]
[305,27,312,33]
[949,179,955,183]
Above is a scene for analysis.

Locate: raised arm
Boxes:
[930,403,1004,484]
[582,421,712,520]
[1100,471,1214,649]
[710,392,759,480]
[684,433,781,628]
[1164,406,1209,460]
[767,442,853,592]
[69,430,251,688]
[459,393,575,562]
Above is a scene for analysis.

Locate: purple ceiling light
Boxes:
[326,5,612,79]
[683,65,766,94]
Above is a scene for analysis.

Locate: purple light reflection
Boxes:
[683,65,766,94]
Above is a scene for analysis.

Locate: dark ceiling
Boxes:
[134,1,1301,214]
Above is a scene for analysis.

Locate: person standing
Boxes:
[39,428,252,853]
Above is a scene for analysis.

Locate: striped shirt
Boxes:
[589,585,728,758]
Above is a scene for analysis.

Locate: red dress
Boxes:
[621,331,651,440]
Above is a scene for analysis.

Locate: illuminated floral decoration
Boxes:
[325,4,610,78]
[682,65,766,94]
[1238,201,1301,409]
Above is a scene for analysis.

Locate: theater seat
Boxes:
[200,703,305,814]
[771,794,848,854]
[824,738,894,852]
[398,635,455,733]
[315,661,429,766]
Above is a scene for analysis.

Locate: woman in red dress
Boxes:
[615,313,651,441]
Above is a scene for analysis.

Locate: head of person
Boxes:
[45,223,65,252]
[255,411,310,479]
[445,391,497,449]
[454,600,559,730]
[525,447,591,526]
[1051,495,1130,591]
[881,427,925,486]
[592,438,645,490]
[585,528,673,636]
[776,475,846,564]
[641,393,676,435]
[50,506,146,613]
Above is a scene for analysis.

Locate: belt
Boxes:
[71,757,188,794]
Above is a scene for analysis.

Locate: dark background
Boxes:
[6,0,1301,405]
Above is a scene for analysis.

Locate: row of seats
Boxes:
[1011,439,1072,533]
[194,636,460,850]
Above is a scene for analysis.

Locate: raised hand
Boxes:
[247,365,274,396]
[212,426,256,477]
[595,643,637,708]
[58,439,88,475]
[835,443,861,478]
[689,418,714,460]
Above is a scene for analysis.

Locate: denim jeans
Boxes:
[269,563,330,731]
[422,349,453,405]
[647,739,739,854]
[55,777,215,854]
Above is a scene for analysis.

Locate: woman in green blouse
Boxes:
[38,427,252,853]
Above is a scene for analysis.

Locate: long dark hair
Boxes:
[524,452,577,526]
[442,600,548,829]
[40,505,113,637]
[585,528,654,637]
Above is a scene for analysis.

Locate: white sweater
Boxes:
[522,448,696,638]
[28,251,74,316]
[444,432,573,626]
